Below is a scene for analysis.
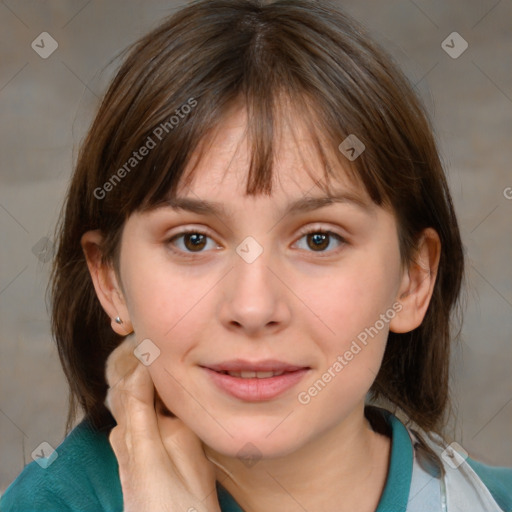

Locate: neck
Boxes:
[205,404,392,512]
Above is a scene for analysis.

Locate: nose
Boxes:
[218,248,291,337]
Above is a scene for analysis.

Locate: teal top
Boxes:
[2,409,511,512]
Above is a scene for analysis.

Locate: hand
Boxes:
[105,334,221,512]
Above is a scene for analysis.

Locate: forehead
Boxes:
[174,105,370,208]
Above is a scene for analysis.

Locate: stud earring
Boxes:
[114,316,123,325]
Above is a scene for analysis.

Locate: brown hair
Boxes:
[49,0,464,437]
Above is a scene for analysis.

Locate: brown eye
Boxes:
[295,229,346,254]
[182,232,207,251]
[167,230,218,255]
[307,232,329,251]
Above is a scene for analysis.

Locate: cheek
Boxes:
[302,261,397,346]
[122,253,216,339]
[294,257,396,397]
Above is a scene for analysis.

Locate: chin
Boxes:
[197,419,307,460]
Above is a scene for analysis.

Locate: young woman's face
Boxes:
[115,108,406,458]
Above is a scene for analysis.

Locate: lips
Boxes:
[204,359,307,373]
[219,369,286,378]
[201,359,310,401]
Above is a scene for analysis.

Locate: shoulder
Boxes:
[0,418,122,512]
[416,428,512,512]
[466,456,512,512]
[375,407,512,512]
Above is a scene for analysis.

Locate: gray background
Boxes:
[1,0,511,494]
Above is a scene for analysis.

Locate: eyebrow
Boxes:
[158,193,372,218]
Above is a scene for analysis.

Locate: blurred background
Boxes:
[1,0,511,493]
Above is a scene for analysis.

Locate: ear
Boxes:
[389,228,441,333]
[81,229,133,336]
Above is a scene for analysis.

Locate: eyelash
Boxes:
[166,225,347,259]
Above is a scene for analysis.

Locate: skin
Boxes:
[83,106,440,512]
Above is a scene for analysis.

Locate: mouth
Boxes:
[200,359,311,401]
[215,369,290,378]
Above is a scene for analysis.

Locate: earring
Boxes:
[114,316,123,325]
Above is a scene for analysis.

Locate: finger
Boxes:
[105,335,155,427]
[105,333,139,388]
[106,362,156,428]
[106,340,220,510]
[157,414,217,495]
[153,388,210,472]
